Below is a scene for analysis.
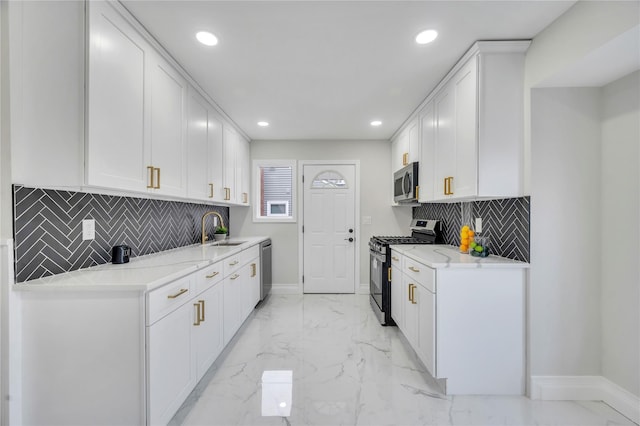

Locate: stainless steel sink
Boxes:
[211,241,246,247]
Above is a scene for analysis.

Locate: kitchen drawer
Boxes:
[223,253,243,277]
[147,275,194,325]
[390,250,402,269]
[403,256,435,293]
[241,244,260,265]
[194,261,223,295]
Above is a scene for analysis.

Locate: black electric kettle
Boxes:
[111,245,131,264]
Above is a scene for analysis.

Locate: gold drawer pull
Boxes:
[167,288,188,299]
[229,260,239,266]
[392,256,399,261]
[154,167,161,189]
[408,284,413,301]
[194,303,201,326]
[251,263,256,277]
[388,267,392,282]
[410,284,417,304]
[408,266,420,273]
[230,274,240,280]
[199,300,205,322]
[147,166,155,189]
[206,271,219,279]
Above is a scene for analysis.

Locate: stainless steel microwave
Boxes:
[393,162,419,203]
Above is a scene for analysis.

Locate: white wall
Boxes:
[231,139,412,288]
[600,71,639,397]
[524,1,640,195]
[530,87,603,377]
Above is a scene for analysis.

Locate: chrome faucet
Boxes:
[201,211,226,244]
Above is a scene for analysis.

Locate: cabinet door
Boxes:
[187,90,212,200]
[407,118,420,164]
[148,301,196,426]
[241,259,260,320]
[223,126,237,203]
[418,102,436,202]
[433,84,455,199]
[416,284,436,377]
[223,271,242,344]
[452,57,478,199]
[403,274,418,347]
[209,110,225,203]
[86,1,149,192]
[390,252,404,329]
[237,137,251,205]
[149,54,187,197]
[193,282,224,381]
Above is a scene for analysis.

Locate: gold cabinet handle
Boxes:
[415,185,419,199]
[388,267,392,282]
[444,176,454,195]
[408,284,413,301]
[402,152,408,166]
[154,167,161,189]
[229,260,239,266]
[167,288,188,299]
[199,300,205,322]
[194,302,201,326]
[209,183,214,198]
[230,274,240,280]
[206,271,219,279]
[147,166,155,189]
[408,266,420,273]
[392,256,399,261]
[251,263,256,277]
[224,187,231,201]
[410,284,417,304]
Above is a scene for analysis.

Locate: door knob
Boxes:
[344,237,354,242]
[348,228,354,233]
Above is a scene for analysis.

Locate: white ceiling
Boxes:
[121,0,576,141]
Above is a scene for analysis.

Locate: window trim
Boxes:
[252,159,297,223]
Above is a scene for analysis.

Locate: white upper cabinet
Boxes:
[187,89,224,202]
[223,127,238,204]
[86,1,150,192]
[84,0,249,204]
[238,137,251,205]
[431,41,529,201]
[148,52,188,197]
[418,101,436,203]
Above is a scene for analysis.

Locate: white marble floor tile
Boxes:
[170,294,635,426]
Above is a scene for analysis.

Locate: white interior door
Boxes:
[303,164,356,293]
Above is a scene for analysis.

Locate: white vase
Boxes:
[213,233,227,241]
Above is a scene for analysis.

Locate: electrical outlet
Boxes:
[82,219,95,241]
[475,217,483,234]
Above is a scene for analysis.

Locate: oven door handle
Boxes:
[369,250,386,263]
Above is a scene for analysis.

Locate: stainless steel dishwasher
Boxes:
[260,239,272,301]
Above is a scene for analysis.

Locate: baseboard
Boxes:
[270,283,302,295]
[531,375,639,424]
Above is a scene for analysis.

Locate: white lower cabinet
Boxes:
[148,292,197,426]
[391,249,525,395]
[19,243,263,426]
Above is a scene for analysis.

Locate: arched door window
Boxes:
[310,171,348,189]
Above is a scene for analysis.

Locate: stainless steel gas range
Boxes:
[369,219,442,325]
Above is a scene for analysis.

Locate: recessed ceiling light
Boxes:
[415,29,438,45]
[196,31,218,46]
[257,121,269,127]
[370,120,382,127]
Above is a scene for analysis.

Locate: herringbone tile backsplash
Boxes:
[413,196,530,262]
[13,185,229,282]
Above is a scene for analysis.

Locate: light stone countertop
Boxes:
[13,236,270,292]
[390,244,530,269]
